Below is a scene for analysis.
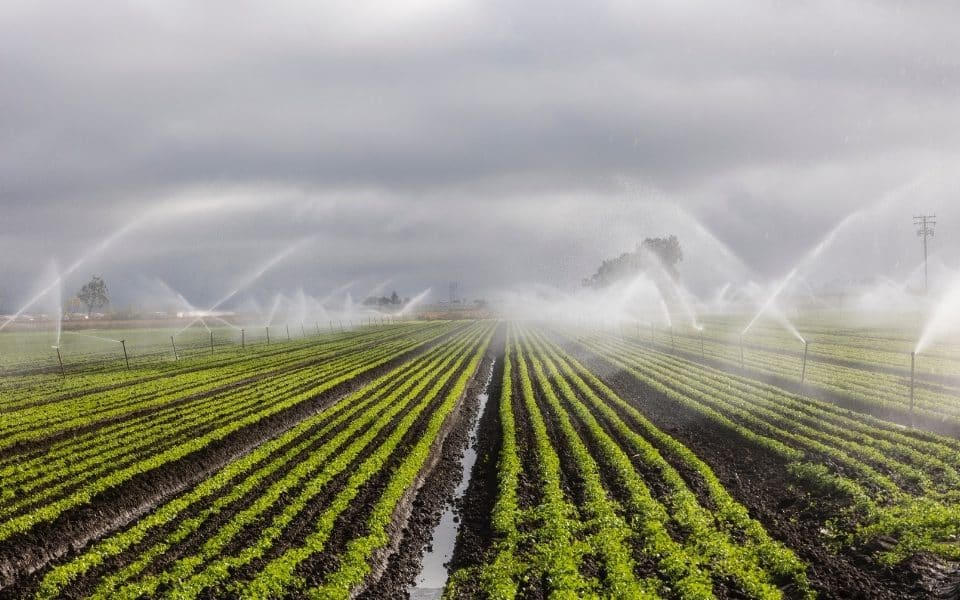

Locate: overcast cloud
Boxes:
[2,0,960,309]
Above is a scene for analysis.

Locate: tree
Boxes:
[640,235,683,280]
[582,235,683,288]
[77,276,109,317]
[390,291,400,305]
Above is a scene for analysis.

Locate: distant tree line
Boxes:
[362,291,409,307]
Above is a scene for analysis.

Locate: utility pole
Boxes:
[914,214,936,293]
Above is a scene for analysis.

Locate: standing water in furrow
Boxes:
[409,360,496,599]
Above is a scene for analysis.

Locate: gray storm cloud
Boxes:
[1,0,959,310]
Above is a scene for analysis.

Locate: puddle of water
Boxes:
[410,360,495,597]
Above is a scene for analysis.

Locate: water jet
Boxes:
[739,334,745,369]
[910,351,916,418]
[800,340,809,387]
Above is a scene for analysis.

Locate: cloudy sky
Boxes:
[2,0,960,310]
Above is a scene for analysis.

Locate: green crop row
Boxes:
[526,329,812,598]
[87,323,491,599]
[304,325,494,598]
[0,322,430,406]
[577,329,960,564]
[649,324,960,427]
[1,325,452,497]
[33,322,489,599]
[449,324,813,599]
[1,322,454,446]
[1,339,403,521]
[0,323,465,545]
[231,323,493,599]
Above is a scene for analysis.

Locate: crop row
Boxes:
[448,323,811,599]
[25,320,494,599]
[692,313,960,365]
[576,330,960,564]
[0,322,464,546]
[0,321,444,411]
[641,323,960,429]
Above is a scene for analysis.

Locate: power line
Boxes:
[914,214,936,292]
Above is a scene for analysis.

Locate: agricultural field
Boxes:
[2,318,960,598]
[634,314,960,435]
[8,2,960,597]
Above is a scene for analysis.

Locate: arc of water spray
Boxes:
[318,281,356,307]
[264,293,287,328]
[397,288,432,316]
[742,170,935,341]
[4,198,274,333]
[63,331,124,344]
[364,278,394,301]
[1,218,149,332]
[742,268,801,339]
[176,237,314,335]
[153,277,241,333]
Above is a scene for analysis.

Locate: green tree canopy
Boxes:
[77,275,109,316]
[583,235,683,288]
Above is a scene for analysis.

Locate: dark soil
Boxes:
[566,339,927,599]
[441,347,505,597]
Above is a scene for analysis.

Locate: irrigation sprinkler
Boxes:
[170,336,179,361]
[241,328,245,349]
[315,322,320,335]
[301,323,306,337]
[800,340,809,387]
[266,326,271,345]
[120,339,130,370]
[670,326,675,350]
[209,331,215,355]
[739,334,745,370]
[53,345,65,377]
[286,324,291,341]
[699,329,705,359]
[910,351,916,418]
